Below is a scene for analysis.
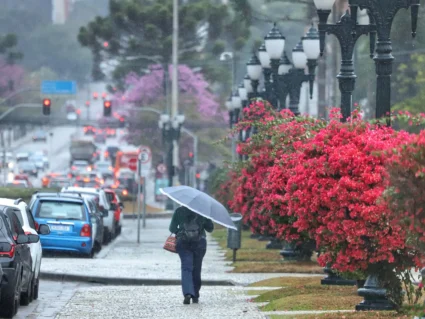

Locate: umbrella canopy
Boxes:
[160,186,237,230]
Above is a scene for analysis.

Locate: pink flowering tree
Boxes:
[0,59,25,98]
[122,64,222,119]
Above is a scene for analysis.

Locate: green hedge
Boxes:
[0,187,60,203]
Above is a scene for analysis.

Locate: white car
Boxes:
[0,198,50,303]
[61,187,114,244]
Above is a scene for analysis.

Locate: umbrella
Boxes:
[160,185,237,230]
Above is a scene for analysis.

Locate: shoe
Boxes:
[192,297,199,304]
[183,294,191,305]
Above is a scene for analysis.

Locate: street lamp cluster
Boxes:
[226,22,321,161]
[158,113,185,209]
[314,0,419,123]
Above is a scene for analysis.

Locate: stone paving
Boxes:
[56,286,267,319]
[41,218,321,286]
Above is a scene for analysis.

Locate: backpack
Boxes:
[182,216,201,242]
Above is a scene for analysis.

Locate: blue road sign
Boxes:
[41,81,77,95]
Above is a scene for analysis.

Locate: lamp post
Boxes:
[348,0,420,123]
[258,43,273,105]
[158,113,185,210]
[246,54,262,101]
[265,23,286,110]
[287,41,309,115]
[277,52,292,110]
[315,1,376,121]
[238,82,248,161]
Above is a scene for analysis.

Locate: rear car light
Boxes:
[80,224,91,237]
[24,231,32,235]
[0,243,15,258]
[35,221,39,231]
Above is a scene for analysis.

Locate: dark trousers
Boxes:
[176,237,207,298]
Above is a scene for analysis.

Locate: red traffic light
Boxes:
[104,101,111,108]
[196,173,201,179]
[103,41,109,48]
[189,152,194,158]
[85,101,90,106]
[93,92,98,99]
[43,99,51,107]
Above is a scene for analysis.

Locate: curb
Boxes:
[40,272,236,286]
[123,212,172,219]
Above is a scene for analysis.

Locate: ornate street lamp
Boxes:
[158,113,185,209]
[287,41,308,115]
[265,23,286,109]
[225,96,233,129]
[349,0,420,123]
[302,24,321,99]
[278,51,292,110]
[315,4,376,121]
[246,54,262,100]
[258,43,273,104]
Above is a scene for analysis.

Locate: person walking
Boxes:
[169,205,214,304]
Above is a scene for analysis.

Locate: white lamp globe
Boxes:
[264,23,286,60]
[292,41,308,69]
[258,43,271,69]
[246,54,262,80]
[302,24,320,60]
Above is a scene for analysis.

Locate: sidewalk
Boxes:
[41,218,314,285]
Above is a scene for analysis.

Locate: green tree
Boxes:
[78,0,251,88]
[0,33,23,64]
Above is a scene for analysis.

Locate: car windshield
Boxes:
[36,201,85,221]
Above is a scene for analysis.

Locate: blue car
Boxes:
[29,193,95,258]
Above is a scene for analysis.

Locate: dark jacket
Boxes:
[169,206,214,237]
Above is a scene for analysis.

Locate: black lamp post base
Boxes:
[258,236,272,242]
[321,264,356,286]
[280,242,313,262]
[266,239,283,250]
[355,275,395,311]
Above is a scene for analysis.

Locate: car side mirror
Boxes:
[110,203,117,211]
[119,203,124,209]
[27,234,40,243]
[16,234,28,244]
[102,209,108,217]
[38,224,50,235]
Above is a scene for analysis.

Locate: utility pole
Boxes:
[171,0,179,188]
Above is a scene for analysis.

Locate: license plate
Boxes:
[50,225,71,232]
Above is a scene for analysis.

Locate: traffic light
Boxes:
[103,100,112,116]
[188,152,194,165]
[93,92,98,100]
[42,98,51,115]
[119,117,125,128]
[85,101,90,107]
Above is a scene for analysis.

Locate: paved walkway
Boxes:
[41,218,319,285]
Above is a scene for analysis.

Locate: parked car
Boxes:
[29,193,95,258]
[30,152,49,170]
[0,198,50,305]
[81,196,104,252]
[61,187,114,244]
[103,189,123,236]
[32,130,47,142]
[0,205,42,318]
[6,181,29,189]
[18,161,38,177]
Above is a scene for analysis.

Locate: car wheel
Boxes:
[0,271,21,318]
[20,273,32,306]
[33,278,39,300]
[102,228,110,244]
[94,241,102,253]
